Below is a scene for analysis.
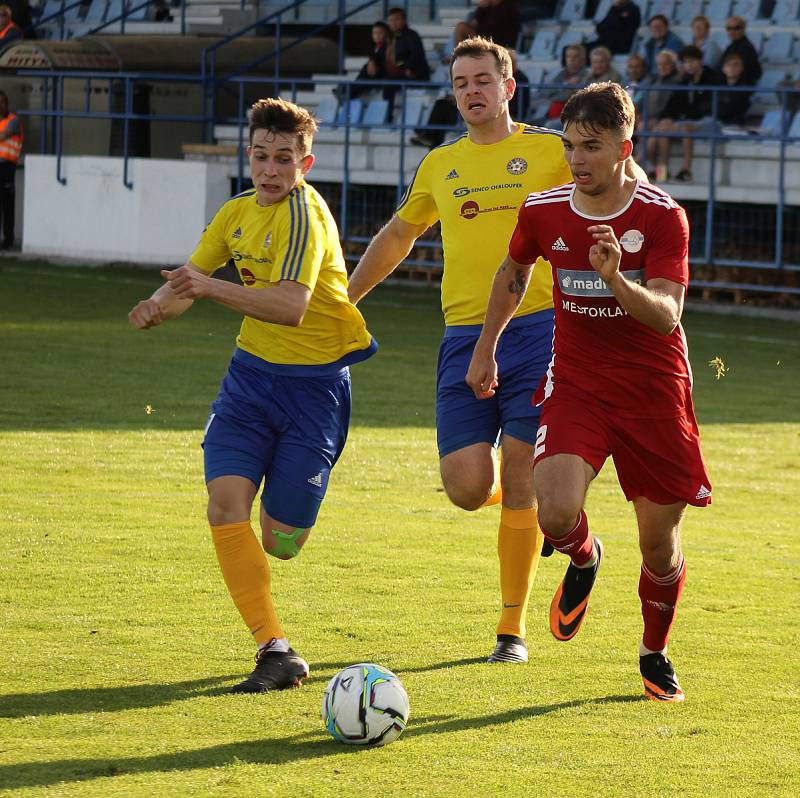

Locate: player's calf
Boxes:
[262,527,310,559]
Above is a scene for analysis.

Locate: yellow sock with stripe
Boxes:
[210,521,284,646]
[496,507,543,639]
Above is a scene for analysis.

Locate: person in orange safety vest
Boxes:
[0,89,22,249]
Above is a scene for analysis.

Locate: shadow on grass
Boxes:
[0,675,240,718]
[0,694,642,789]
[0,657,487,719]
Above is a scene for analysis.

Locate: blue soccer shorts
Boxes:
[203,349,352,529]
[436,310,554,458]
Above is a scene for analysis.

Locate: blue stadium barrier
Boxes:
[11,69,800,295]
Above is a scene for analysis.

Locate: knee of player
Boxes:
[536,501,580,538]
[442,482,490,512]
[262,526,310,559]
[440,467,495,511]
[639,537,680,572]
[206,499,247,527]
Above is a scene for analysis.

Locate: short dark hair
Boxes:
[450,36,513,82]
[387,7,406,18]
[248,97,318,154]
[561,81,635,140]
[648,13,669,25]
[679,44,703,61]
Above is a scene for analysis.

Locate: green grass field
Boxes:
[1,260,798,798]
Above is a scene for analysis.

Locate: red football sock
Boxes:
[639,556,686,652]
[541,510,594,567]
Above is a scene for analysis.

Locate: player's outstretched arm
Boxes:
[162,262,311,326]
[128,261,196,330]
[588,225,684,335]
[347,215,428,304]
[466,254,534,400]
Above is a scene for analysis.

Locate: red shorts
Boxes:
[534,386,712,507]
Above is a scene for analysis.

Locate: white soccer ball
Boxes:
[321,663,410,746]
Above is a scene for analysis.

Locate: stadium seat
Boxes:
[732,0,762,23]
[125,1,149,21]
[758,108,792,135]
[106,0,122,20]
[362,99,389,126]
[430,62,450,87]
[525,65,545,86]
[555,28,585,57]
[84,0,107,22]
[761,31,794,64]
[558,0,586,22]
[592,0,613,23]
[63,1,83,21]
[705,0,732,22]
[314,95,338,126]
[770,0,800,23]
[674,0,705,25]
[528,29,557,60]
[710,29,729,52]
[751,68,793,107]
[642,0,676,22]
[399,97,427,128]
[788,110,800,138]
[40,0,61,19]
[335,99,363,126]
[746,29,764,54]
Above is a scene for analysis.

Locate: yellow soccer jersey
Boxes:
[191,182,374,367]
[397,124,572,326]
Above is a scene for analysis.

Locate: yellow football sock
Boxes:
[496,507,543,639]
[480,450,503,508]
[211,521,284,646]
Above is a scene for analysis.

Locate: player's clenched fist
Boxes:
[128,298,164,329]
[160,265,212,299]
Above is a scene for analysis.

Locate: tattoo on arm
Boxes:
[507,269,529,306]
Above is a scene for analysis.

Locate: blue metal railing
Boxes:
[200,0,386,141]
[12,69,800,292]
[29,0,189,39]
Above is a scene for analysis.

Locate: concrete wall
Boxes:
[23,156,231,264]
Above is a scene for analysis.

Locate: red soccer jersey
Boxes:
[509,180,692,419]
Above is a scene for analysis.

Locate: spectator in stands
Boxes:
[387,7,430,83]
[625,53,652,127]
[153,0,173,22]
[586,0,641,59]
[721,16,762,86]
[638,49,680,172]
[454,0,521,50]
[509,48,531,120]
[690,15,722,70]
[519,0,556,24]
[647,44,723,182]
[533,43,589,127]
[0,4,22,43]
[347,22,402,100]
[640,14,684,74]
[0,90,22,249]
[6,0,30,34]
[587,46,622,85]
[716,52,752,127]
[779,74,800,115]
